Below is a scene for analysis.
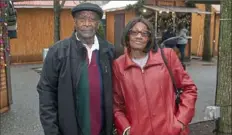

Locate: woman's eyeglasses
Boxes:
[129,30,151,37]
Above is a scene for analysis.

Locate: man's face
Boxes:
[74,11,100,39]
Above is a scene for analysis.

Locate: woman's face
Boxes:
[128,22,150,51]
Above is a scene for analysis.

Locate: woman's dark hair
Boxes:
[121,17,157,53]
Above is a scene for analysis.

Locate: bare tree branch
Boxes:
[60,0,66,8]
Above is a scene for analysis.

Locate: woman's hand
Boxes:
[178,121,185,131]
[125,129,130,135]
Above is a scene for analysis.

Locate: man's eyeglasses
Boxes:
[129,30,151,37]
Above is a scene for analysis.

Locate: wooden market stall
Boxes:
[105,0,210,60]
[9,1,78,64]
[190,4,220,56]
[0,20,10,113]
[0,0,12,113]
[102,1,137,58]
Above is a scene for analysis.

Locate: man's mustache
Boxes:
[80,29,95,31]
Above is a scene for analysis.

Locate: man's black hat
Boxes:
[71,3,103,19]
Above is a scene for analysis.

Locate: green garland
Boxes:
[97,22,105,39]
[185,1,196,8]
[125,0,145,15]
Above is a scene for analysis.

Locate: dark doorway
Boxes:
[114,13,125,58]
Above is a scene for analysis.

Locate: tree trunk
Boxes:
[202,4,212,61]
[215,0,232,135]
[53,0,61,42]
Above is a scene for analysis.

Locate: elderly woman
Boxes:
[113,17,197,135]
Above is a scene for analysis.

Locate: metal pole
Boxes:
[172,12,176,32]
[154,11,158,38]
[43,48,49,61]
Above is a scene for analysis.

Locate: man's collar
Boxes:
[70,32,113,55]
[75,32,99,50]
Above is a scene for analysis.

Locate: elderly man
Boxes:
[37,3,114,135]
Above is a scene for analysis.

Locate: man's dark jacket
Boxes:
[37,33,114,135]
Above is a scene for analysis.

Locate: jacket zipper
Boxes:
[100,55,108,73]
[104,65,108,73]
[141,67,155,133]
